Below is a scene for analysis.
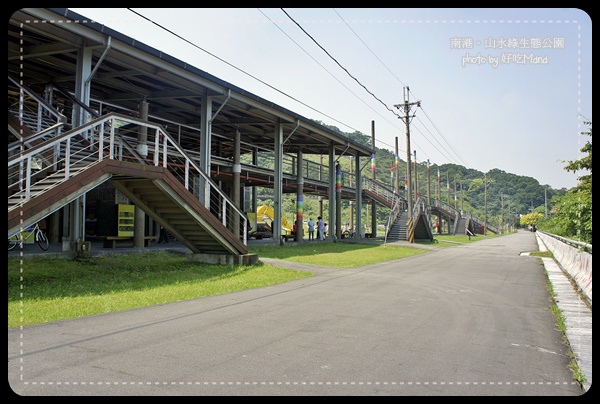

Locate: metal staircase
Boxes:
[8,112,248,256]
[8,74,491,250]
[386,211,409,242]
[362,177,402,208]
[455,217,468,235]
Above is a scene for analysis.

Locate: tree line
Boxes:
[254,120,592,244]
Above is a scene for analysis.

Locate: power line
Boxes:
[258,9,398,134]
[279,9,425,157]
[281,8,401,119]
[331,8,468,168]
[127,8,464,167]
[332,9,408,91]
[128,8,403,154]
[417,107,471,168]
[410,118,456,163]
[126,8,351,133]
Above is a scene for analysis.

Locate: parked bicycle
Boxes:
[8,222,49,251]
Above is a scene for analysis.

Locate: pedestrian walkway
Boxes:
[8,232,591,393]
[532,235,592,393]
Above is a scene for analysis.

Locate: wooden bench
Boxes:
[102,236,157,248]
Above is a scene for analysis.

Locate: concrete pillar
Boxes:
[233,129,241,237]
[296,150,304,241]
[355,155,362,239]
[327,143,335,240]
[133,100,149,248]
[273,122,283,240]
[335,163,342,241]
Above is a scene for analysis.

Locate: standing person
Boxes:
[243,213,252,240]
[307,218,315,240]
[158,225,169,244]
[323,223,328,238]
[317,216,324,241]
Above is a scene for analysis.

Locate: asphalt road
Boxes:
[8,230,585,396]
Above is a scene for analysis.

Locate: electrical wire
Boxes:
[127,7,467,169]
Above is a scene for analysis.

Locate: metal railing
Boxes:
[9,76,492,242]
[362,177,402,206]
[8,113,247,243]
[412,196,431,227]
[384,195,405,245]
[538,231,592,253]
[9,75,498,244]
[8,76,67,154]
[471,215,499,235]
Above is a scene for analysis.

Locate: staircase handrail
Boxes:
[413,196,432,227]
[430,197,461,218]
[452,210,461,235]
[8,112,247,244]
[8,122,66,157]
[421,198,432,228]
[51,84,101,120]
[384,194,404,245]
[362,177,405,206]
[470,215,499,234]
[8,75,66,132]
[412,196,422,222]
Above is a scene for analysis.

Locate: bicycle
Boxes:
[8,222,49,251]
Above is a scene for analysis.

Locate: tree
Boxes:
[542,191,592,243]
[539,121,592,243]
[563,121,592,190]
[520,212,544,230]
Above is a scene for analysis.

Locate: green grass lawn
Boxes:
[419,233,498,246]
[8,233,503,328]
[8,251,313,328]
[250,241,428,267]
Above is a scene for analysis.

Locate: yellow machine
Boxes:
[256,205,294,234]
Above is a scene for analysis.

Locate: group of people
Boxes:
[307,217,327,241]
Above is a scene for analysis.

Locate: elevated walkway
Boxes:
[8,113,249,263]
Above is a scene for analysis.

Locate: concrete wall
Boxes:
[536,232,592,305]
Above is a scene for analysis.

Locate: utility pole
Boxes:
[484,175,488,236]
[371,120,376,238]
[483,173,494,236]
[544,186,548,218]
[427,159,431,206]
[460,181,464,213]
[508,199,511,232]
[454,176,457,209]
[531,198,534,213]
[500,192,505,234]
[394,137,400,194]
[447,171,451,206]
[437,167,441,204]
[394,87,420,222]
[413,150,418,200]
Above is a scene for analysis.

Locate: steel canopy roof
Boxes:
[8,8,373,160]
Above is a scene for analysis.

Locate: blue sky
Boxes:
[70,8,592,190]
